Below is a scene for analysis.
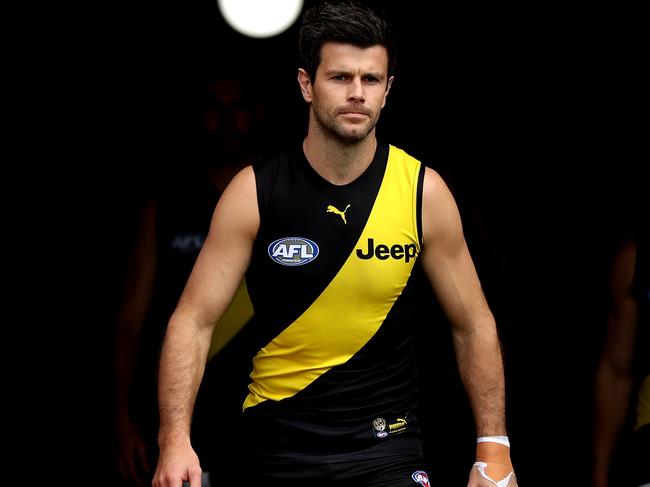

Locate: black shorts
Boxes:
[239,408,430,485]
[245,455,432,486]
[244,438,432,486]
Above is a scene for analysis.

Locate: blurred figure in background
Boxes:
[112,74,265,486]
[592,224,648,487]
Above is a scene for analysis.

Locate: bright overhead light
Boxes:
[218,0,304,38]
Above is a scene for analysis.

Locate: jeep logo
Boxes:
[356,238,417,263]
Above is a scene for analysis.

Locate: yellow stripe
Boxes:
[207,279,254,360]
[244,146,421,409]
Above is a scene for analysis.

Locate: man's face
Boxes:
[304,42,392,143]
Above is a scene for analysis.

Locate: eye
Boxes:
[363,75,380,84]
[332,74,348,81]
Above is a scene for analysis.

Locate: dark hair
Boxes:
[298,0,397,82]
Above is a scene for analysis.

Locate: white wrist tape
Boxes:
[477,435,510,447]
[473,462,514,487]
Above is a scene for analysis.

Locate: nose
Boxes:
[347,77,365,103]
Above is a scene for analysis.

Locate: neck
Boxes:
[302,131,377,186]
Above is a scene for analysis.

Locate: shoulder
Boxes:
[211,165,260,237]
[382,146,455,211]
[422,167,454,206]
[421,167,462,247]
[222,165,256,200]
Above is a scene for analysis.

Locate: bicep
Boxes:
[419,169,492,329]
[174,166,259,328]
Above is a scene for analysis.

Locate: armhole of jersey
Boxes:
[416,163,425,247]
[252,161,267,223]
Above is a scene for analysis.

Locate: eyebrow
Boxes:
[324,69,386,80]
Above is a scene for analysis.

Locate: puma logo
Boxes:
[326,204,351,224]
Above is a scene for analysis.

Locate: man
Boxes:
[153,2,516,485]
[592,231,649,487]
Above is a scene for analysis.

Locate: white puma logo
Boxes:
[326,204,351,224]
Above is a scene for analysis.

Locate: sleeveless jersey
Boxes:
[243,142,425,457]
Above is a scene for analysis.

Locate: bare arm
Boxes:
[592,239,637,487]
[419,168,514,486]
[420,168,505,435]
[153,166,259,487]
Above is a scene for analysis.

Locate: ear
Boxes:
[381,75,394,109]
[297,68,313,103]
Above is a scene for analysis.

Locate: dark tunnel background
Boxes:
[63,1,644,485]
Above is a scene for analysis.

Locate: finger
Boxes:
[154,473,176,487]
[189,469,202,487]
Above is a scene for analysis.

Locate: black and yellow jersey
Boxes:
[243,142,425,457]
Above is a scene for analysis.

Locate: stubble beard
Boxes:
[314,106,378,144]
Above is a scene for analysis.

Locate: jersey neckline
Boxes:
[294,141,389,191]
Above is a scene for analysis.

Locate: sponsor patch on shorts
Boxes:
[371,414,409,439]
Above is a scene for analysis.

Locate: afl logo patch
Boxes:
[411,470,431,486]
[268,237,319,266]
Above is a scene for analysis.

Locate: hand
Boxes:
[470,439,516,486]
[468,464,518,486]
[115,414,150,486]
[152,443,202,487]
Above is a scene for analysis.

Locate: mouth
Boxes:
[338,106,371,117]
[338,111,370,121]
